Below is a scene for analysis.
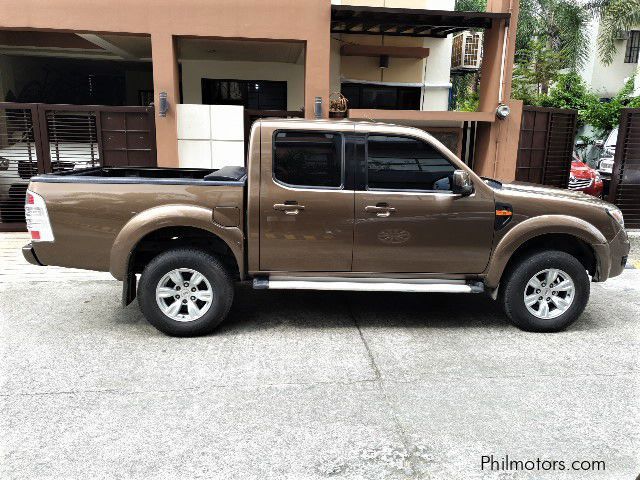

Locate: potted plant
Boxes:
[329,92,348,119]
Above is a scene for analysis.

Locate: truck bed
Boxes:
[31,165,247,186]
[28,166,247,274]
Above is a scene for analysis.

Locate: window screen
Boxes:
[367,135,455,191]
[625,31,640,63]
[273,131,343,187]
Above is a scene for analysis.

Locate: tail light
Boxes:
[25,190,54,242]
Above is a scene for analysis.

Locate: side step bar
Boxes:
[253,276,484,294]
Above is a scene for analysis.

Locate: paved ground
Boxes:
[1,233,639,479]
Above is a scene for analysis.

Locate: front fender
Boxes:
[110,204,244,280]
[485,214,609,288]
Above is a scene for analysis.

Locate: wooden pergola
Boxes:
[330,5,510,38]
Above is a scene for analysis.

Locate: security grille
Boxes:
[0,106,39,226]
[608,108,640,228]
[45,110,100,172]
[451,31,483,71]
[624,31,640,63]
[0,102,156,230]
[516,106,577,189]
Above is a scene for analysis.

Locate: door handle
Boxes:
[274,203,305,215]
[365,204,396,217]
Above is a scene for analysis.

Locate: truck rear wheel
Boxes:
[501,250,590,332]
[137,248,234,336]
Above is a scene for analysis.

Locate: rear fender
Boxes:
[110,204,244,281]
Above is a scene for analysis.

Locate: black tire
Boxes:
[137,248,234,336]
[501,250,590,332]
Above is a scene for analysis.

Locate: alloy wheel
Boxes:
[523,268,575,320]
[155,268,213,322]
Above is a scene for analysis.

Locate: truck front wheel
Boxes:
[137,249,234,336]
[501,250,590,332]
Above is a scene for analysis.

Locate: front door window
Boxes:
[366,135,456,191]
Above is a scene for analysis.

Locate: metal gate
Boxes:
[515,106,578,188]
[0,103,156,230]
[608,108,640,229]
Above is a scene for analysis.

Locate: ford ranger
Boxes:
[22,119,630,336]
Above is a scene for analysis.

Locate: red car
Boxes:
[569,152,603,197]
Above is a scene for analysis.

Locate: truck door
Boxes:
[352,127,494,274]
[259,125,354,272]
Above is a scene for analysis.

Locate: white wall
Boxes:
[580,20,639,98]
[421,35,453,110]
[180,59,305,111]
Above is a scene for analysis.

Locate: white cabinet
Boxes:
[177,104,245,168]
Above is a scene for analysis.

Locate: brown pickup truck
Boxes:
[23,119,629,336]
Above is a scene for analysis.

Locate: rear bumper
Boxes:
[22,243,45,266]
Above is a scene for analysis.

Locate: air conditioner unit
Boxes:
[614,31,629,41]
[451,31,483,72]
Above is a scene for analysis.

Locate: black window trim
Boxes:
[271,129,346,191]
[341,82,422,110]
[625,31,640,63]
[363,133,459,194]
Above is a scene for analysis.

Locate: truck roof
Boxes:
[257,117,423,132]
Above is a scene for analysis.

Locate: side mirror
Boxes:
[452,169,473,196]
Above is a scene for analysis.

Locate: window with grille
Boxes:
[201,79,287,110]
[625,31,640,63]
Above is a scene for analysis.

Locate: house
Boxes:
[0,0,522,229]
[580,18,640,99]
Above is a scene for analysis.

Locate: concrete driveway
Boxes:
[1,233,639,479]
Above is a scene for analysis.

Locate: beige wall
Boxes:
[339,35,426,84]
[181,59,305,111]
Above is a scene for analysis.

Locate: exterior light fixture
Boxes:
[379,55,389,69]
[158,92,169,117]
[314,96,323,119]
[496,104,510,119]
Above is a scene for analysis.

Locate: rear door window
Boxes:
[273,131,343,188]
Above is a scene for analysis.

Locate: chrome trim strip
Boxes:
[260,276,482,293]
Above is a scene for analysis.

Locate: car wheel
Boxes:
[137,248,234,336]
[501,250,590,332]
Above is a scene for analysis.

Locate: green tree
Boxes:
[516,0,591,71]
[582,77,640,132]
[454,0,486,11]
[512,38,565,103]
[540,72,599,125]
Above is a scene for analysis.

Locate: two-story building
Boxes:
[0,0,522,228]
